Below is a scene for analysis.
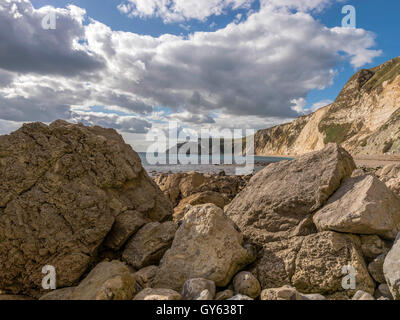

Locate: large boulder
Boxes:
[153,204,254,291]
[313,175,400,240]
[251,232,375,298]
[383,233,400,300]
[69,260,136,300]
[225,144,355,244]
[122,222,177,270]
[173,191,229,222]
[0,121,172,297]
[376,164,400,195]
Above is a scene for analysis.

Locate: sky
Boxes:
[0,0,398,151]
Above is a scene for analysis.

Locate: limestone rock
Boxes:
[134,288,181,300]
[228,294,253,300]
[314,175,400,240]
[232,272,261,299]
[252,232,375,297]
[173,191,229,222]
[133,266,159,290]
[39,287,76,300]
[375,284,393,300]
[301,293,327,300]
[104,211,148,250]
[154,204,254,291]
[181,278,216,300]
[360,235,389,260]
[0,121,172,297]
[70,261,136,300]
[376,164,400,195]
[225,144,355,244]
[215,290,234,300]
[196,290,214,300]
[368,254,386,284]
[261,286,303,300]
[122,222,177,270]
[155,172,249,207]
[383,234,400,299]
[352,290,375,300]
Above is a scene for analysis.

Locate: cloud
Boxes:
[0,0,382,135]
[118,0,254,23]
[0,1,105,77]
[71,111,152,133]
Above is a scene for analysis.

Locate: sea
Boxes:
[138,153,292,176]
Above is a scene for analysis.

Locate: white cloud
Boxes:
[118,0,254,22]
[0,0,382,137]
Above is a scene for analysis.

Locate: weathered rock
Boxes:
[313,175,400,240]
[376,164,400,195]
[375,284,393,300]
[70,261,136,300]
[122,222,177,270]
[232,272,261,299]
[104,211,148,250]
[251,232,375,297]
[215,290,234,300]
[360,235,389,260]
[383,233,400,299]
[368,254,386,284]
[173,191,229,222]
[0,121,172,297]
[261,286,303,300]
[134,288,181,300]
[196,290,214,300]
[155,172,249,207]
[301,293,327,300]
[154,204,254,291]
[39,287,76,300]
[133,266,159,290]
[0,295,33,300]
[228,294,253,300]
[225,144,355,244]
[181,278,216,300]
[352,290,375,300]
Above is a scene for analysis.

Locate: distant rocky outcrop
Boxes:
[0,121,172,297]
[253,57,400,156]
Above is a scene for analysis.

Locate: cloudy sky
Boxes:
[0,0,398,150]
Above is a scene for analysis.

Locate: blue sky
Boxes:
[0,0,397,150]
[29,0,398,109]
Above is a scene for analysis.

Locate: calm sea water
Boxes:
[138,153,292,176]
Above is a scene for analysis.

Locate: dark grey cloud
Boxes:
[0,1,105,76]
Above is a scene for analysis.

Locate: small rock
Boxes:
[233,272,261,299]
[374,284,393,300]
[301,293,326,300]
[215,290,234,300]
[181,278,216,300]
[383,234,400,300]
[352,290,375,300]
[133,265,159,290]
[39,287,76,300]
[360,235,389,260]
[260,285,303,300]
[122,222,177,270]
[134,288,181,300]
[70,261,136,300]
[368,254,386,284]
[196,290,214,300]
[228,294,253,300]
